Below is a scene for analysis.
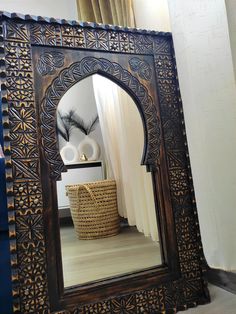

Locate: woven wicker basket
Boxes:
[66,180,120,240]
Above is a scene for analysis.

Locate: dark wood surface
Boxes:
[0,11,210,313]
[36,47,180,311]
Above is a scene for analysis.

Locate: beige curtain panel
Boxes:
[93,75,159,242]
[77,0,136,27]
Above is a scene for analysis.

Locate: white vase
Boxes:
[60,142,79,164]
[78,135,100,161]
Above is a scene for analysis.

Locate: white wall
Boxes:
[225,0,236,81]
[58,76,105,160]
[133,0,171,31]
[0,0,78,20]
[167,0,236,270]
[134,0,236,270]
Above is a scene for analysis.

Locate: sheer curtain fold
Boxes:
[77,0,136,27]
[92,75,158,241]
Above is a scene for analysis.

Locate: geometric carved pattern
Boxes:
[153,34,209,309]
[1,11,172,54]
[108,31,134,53]
[41,56,161,180]
[4,20,29,43]
[0,12,209,314]
[30,23,62,46]
[13,159,40,181]
[28,18,157,55]
[16,215,44,242]
[84,29,109,50]
[76,281,208,313]
[2,17,50,314]
[10,107,36,132]
[133,35,153,54]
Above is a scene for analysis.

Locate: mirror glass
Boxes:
[56,75,162,287]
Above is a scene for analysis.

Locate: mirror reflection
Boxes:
[56,75,161,287]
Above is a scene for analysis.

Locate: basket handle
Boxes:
[78,184,100,211]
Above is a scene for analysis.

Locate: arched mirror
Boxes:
[56,75,162,287]
[1,13,209,314]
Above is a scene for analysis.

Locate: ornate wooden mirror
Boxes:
[0,12,210,313]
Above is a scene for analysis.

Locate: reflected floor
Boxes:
[60,225,161,287]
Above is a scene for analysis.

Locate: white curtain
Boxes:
[92,75,159,242]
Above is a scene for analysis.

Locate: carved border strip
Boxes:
[0,14,210,313]
[0,11,171,36]
[1,19,50,313]
[153,36,209,302]
[2,16,159,55]
[29,22,154,55]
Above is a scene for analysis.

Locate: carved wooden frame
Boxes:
[0,12,210,314]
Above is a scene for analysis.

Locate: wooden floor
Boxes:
[60,227,236,312]
[179,284,236,314]
[60,225,161,287]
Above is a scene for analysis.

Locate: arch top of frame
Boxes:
[1,11,173,56]
[0,10,172,37]
[41,56,161,180]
